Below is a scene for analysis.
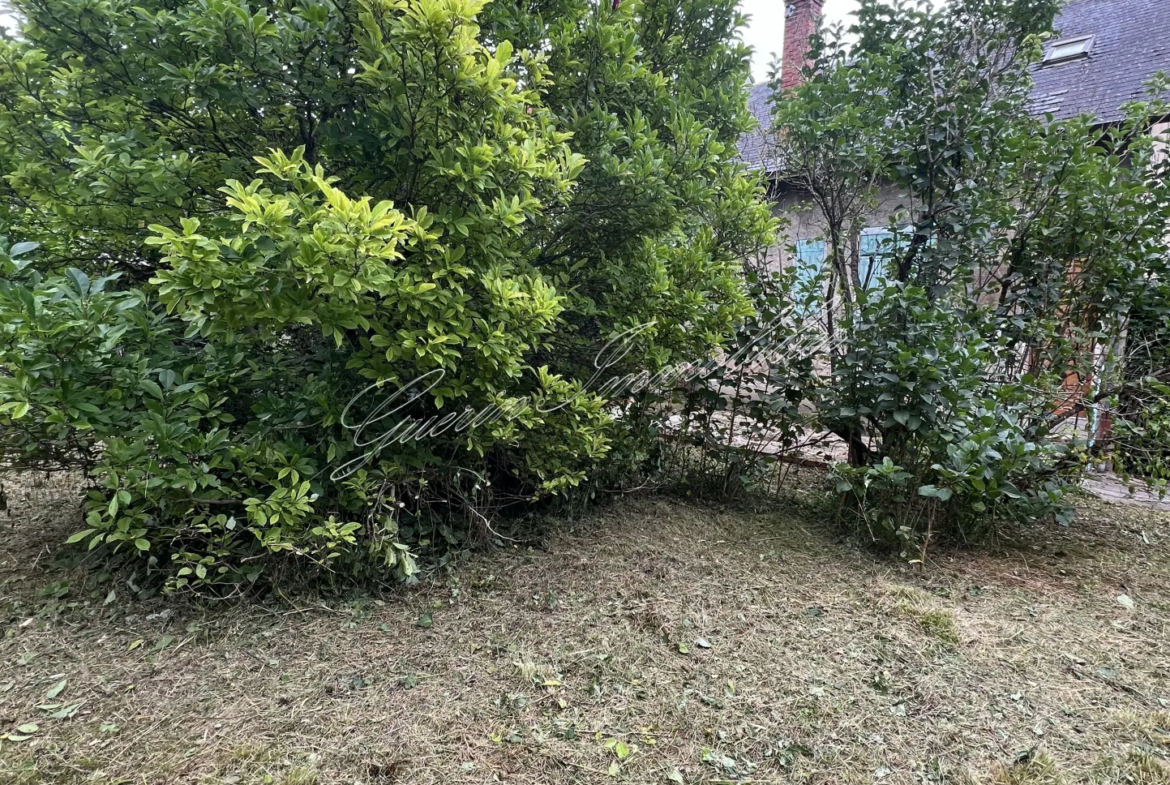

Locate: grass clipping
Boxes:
[0,474,1169,784]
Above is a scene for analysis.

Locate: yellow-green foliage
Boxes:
[0,0,773,590]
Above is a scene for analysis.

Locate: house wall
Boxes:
[1153,121,1169,167]
[760,120,1169,295]
[760,179,1005,303]
[767,182,911,273]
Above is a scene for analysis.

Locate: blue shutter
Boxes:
[859,230,893,289]
[793,239,825,313]
[795,239,824,286]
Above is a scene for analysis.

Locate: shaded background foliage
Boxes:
[774,0,1170,552]
[654,0,1170,555]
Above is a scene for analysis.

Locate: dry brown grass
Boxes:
[1,474,1168,784]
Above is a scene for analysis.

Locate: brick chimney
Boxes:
[781,0,823,91]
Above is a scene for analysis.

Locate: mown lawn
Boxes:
[1,474,1168,785]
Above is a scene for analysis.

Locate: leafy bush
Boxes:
[767,0,1170,552]
[1113,390,1170,490]
[0,0,773,590]
[830,285,1077,557]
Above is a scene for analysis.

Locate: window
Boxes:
[1043,35,1093,64]
[1153,122,1169,168]
[794,239,824,288]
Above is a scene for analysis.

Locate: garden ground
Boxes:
[1,473,1168,785]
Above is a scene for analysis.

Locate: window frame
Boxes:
[1043,35,1094,64]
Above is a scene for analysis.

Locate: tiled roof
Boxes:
[1030,0,1170,124]
[737,0,1170,173]
[736,82,779,173]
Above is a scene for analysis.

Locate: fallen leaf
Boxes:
[49,703,82,719]
[45,679,66,700]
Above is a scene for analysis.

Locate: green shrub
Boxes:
[0,0,773,590]
[830,285,1079,558]
[1113,390,1170,491]
[766,0,1170,554]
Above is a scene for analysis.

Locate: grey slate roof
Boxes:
[738,81,780,173]
[737,0,1170,173]
[1030,0,1170,124]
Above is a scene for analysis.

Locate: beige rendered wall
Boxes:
[761,180,1005,299]
[765,181,912,273]
[1153,121,1169,167]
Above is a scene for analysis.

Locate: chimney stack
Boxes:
[781,0,823,91]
